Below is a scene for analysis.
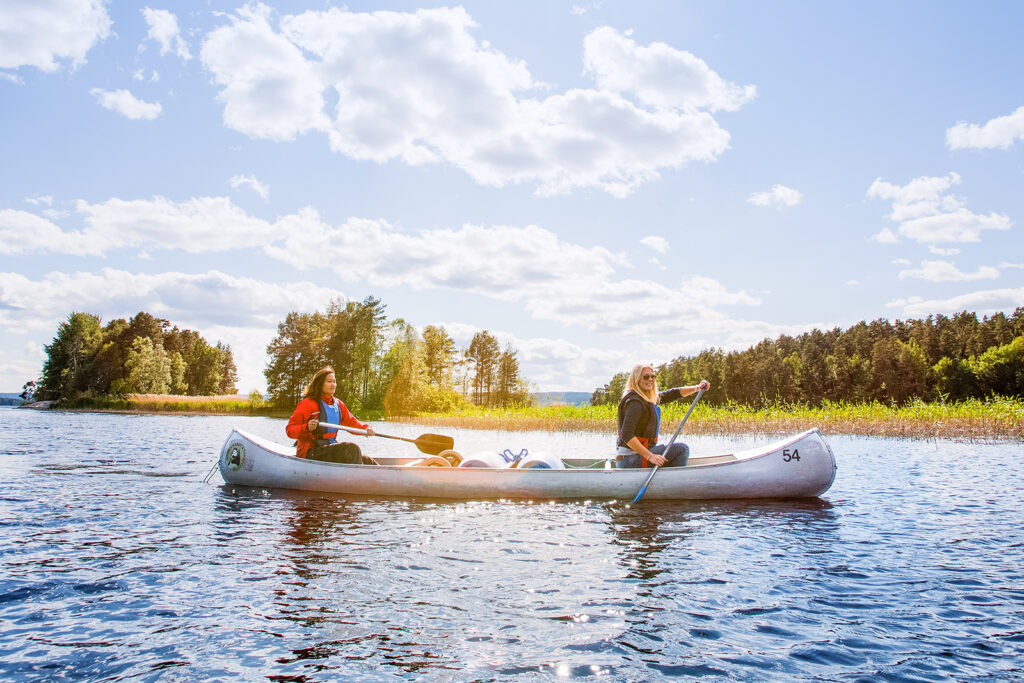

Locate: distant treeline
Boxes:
[264,297,530,414]
[591,309,1024,407]
[37,312,237,401]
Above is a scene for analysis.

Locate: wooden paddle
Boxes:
[631,385,706,504]
[318,421,454,456]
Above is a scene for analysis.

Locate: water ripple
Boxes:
[1,412,1023,680]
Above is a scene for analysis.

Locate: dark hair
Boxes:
[304,366,335,399]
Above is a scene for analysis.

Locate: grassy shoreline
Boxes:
[52,394,287,417]
[400,398,1023,441]
[44,394,1024,441]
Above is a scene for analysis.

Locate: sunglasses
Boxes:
[641,373,656,380]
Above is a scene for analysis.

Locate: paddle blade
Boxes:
[412,433,455,455]
[632,465,660,504]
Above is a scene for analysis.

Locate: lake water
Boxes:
[1,409,1022,681]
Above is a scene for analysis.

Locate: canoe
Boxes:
[217,427,837,501]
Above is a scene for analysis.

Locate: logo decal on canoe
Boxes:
[225,441,246,471]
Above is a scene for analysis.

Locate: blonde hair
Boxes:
[623,364,659,404]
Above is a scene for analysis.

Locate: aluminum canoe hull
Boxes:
[218,427,836,501]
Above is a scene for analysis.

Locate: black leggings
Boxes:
[308,442,378,465]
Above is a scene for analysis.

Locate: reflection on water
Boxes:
[608,499,839,583]
[1,409,1023,680]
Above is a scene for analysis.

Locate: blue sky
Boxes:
[2,1,1023,394]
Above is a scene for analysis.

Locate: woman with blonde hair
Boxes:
[615,364,709,468]
[286,366,378,464]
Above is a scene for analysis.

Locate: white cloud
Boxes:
[747,184,802,209]
[90,88,163,120]
[897,260,1000,282]
[0,341,46,391]
[268,215,761,335]
[200,7,751,196]
[524,275,760,334]
[43,208,70,220]
[267,217,629,304]
[142,7,192,60]
[640,235,669,253]
[871,228,899,244]
[3,197,276,256]
[0,268,341,330]
[867,173,1011,244]
[928,245,960,256]
[946,106,1024,150]
[229,174,270,200]
[886,288,1024,317]
[868,172,961,221]
[0,209,102,255]
[78,196,275,252]
[0,0,111,72]
[897,211,1011,244]
[10,195,761,338]
[582,26,756,113]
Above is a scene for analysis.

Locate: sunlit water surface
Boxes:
[1,409,1022,681]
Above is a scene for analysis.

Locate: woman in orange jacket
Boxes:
[286,366,378,464]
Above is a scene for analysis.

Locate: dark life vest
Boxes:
[617,390,659,449]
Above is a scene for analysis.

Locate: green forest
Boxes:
[37,306,1024,415]
[37,312,238,400]
[36,299,531,415]
[591,309,1024,407]
[263,297,529,413]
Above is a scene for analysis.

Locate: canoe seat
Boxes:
[690,454,737,465]
[404,455,452,467]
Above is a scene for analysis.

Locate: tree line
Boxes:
[591,309,1024,407]
[263,297,530,413]
[38,312,238,400]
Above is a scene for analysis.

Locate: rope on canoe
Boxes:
[202,459,219,484]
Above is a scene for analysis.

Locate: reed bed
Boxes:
[397,398,1024,441]
[62,393,286,417]
[58,394,1022,441]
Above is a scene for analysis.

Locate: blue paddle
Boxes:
[630,385,706,504]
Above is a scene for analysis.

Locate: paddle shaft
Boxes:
[320,421,398,441]
[318,421,454,455]
[631,386,706,504]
